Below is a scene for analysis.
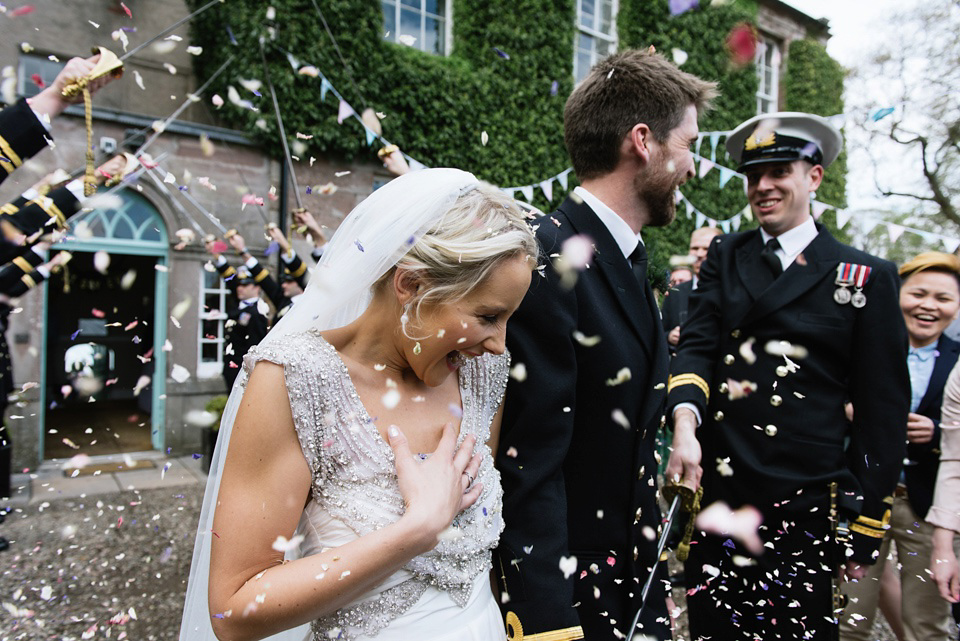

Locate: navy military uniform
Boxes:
[246,249,308,323]
[213,264,269,390]
[0,99,51,185]
[496,194,670,641]
[668,113,910,640]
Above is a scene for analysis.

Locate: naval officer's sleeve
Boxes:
[844,259,909,563]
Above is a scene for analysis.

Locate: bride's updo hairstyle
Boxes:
[376,182,538,328]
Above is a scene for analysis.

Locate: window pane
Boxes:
[578,31,594,52]
[399,7,420,46]
[382,1,396,38]
[202,342,219,362]
[580,0,596,29]
[400,0,419,7]
[600,0,614,34]
[764,68,773,92]
[424,0,440,14]
[575,49,593,84]
[597,38,614,57]
[424,16,442,55]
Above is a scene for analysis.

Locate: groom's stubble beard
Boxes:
[634,153,678,229]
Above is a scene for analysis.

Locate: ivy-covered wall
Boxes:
[186,0,846,274]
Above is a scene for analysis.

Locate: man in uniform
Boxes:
[495,49,717,641]
[666,112,910,640]
[205,239,269,391]
[661,226,722,353]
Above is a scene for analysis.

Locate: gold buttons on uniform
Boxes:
[730,329,741,338]
[714,411,724,421]
[776,365,789,377]
[719,382,729,394]
[723,354,735,365]
[770,395,783,407]
[764,424,778,437]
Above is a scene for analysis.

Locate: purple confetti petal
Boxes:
[264,240,280,256]
[550,80,559,96]
[354,239,365,252]
[70,329,81,340]
[192,452,203,459]
[493,47,510,60]
[668,0,699,16]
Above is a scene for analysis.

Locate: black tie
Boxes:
[761,238,783,278]
[629,242,648,287]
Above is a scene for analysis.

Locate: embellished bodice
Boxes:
[241,330,508,639]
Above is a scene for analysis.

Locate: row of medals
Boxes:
[834,282,866,308]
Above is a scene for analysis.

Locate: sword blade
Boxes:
[141,167,209,238]
[258,39,304,210]
[145,165,227,234]
[628,492,683,639]
[120,0,225,62]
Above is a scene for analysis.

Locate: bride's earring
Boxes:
[413,342,422,355]
[400,302,411,330]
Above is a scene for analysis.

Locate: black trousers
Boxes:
[684,505,837,641]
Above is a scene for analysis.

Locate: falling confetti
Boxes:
[559,555,578,579]
[668,0,698,16]
[696,501,764,555]
[271,534,305,552]
[726,23,758,66]
[170,364,191,383]
[605,367,632,386]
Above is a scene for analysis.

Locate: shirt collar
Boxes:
[239,296,261,308]
[909,341,939,361]
[760,216,818,259]
[573,186,639,260]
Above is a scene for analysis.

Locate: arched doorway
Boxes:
[40,188,169,460]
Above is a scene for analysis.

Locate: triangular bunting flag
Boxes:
[741,174,748,195]
[698,159,715,179]
[887,223,904,242]
[364,127,377,146]
[718,167,735,189]
[811,200,830,220]
[695,133,704,157]
[741,205,753,222]
[557,169,570,191]
[520,185,534,202]
[695,212,705,228]
[503,188,516,199]
[709,132,721,161]
[943,237,960,253]
[836,209,854,230]
[861,217,879,235]
[707,218,718,228]
[337,99,355,124]
[719,220,731,233]
[539,178,553,202]
[731,214,742,231]
[320,78,332,102]
[684,199,694,218]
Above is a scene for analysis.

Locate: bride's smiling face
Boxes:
[406,255,532,387]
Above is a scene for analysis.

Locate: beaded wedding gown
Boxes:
[241,330,508,641]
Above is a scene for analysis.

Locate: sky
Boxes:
[778,0,927,215]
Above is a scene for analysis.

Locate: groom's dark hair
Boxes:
[564,49,718,181]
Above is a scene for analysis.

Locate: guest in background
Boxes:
[841,251,960,640]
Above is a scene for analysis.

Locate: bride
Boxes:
[179,168,538,641]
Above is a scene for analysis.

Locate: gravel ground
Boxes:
[1,487,201,641]
[0,485,898,641]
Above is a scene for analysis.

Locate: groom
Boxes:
[495,50,717,641]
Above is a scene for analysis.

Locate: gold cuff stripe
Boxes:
[253,270,268,283]
[850,522,887,538]
[855,511,891,529]
[0,203,18,215]
[0,134,23,172]
[667,373,710,400]
[21,273,36,289]
[289,262,307,278]
[28,197,65,227]
[222,266,237,278]
[13,256,32,272]
[505,612,584,641]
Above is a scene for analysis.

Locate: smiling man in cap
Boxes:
[665,112,910,640]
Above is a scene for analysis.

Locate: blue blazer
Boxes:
[906,333,960,519]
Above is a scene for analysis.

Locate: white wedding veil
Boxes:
[179,168,480,641]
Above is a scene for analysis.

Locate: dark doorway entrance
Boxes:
[44,251,156,460]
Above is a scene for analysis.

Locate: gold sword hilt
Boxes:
[662,482,703,562]
[60,47,124,100]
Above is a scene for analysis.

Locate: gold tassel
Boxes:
[83,87,95,196]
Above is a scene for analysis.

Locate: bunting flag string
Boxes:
[240,54,960,254]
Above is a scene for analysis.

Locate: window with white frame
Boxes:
[197,268,230,379]
[574,0,618,85]
[16,53,64,101]
[382,0,449,55]
[755,36,780,114]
